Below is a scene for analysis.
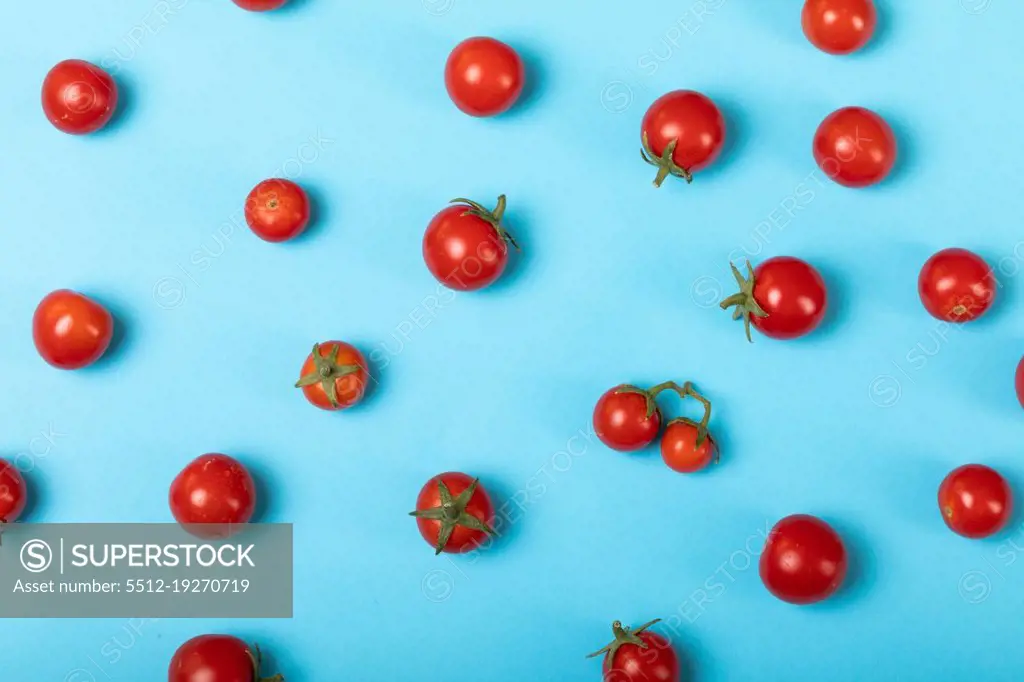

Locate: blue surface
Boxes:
[4,1,1023,680]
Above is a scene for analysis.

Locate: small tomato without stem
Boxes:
[938,464,1012,539]
[245,179,310,242]
[295,341,370,410]
[802,0,877,55]
[423,195,518,291]
[641,90,726,188]
[41,60,118,135]
[445,37,525,117]
[720,258,827,342]
[410,472,495,554]
[232,0,288,10]
[1016,357,1024,409]
[586,618,680,682]
[168,634,282,682]
[169,454,256,540]
[918,248,996,323]
[32,290,114,370]
[0,459,28,526]
[813,106,896,187]
[760,514,848,604]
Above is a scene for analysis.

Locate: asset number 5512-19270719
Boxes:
[124,579,251,593]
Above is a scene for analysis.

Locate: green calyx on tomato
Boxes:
[719,260,770,343]
[246,643,284,682]
[615,381,712,448]
[667,381,713,450]
[586,618,662,663]
[450,195,520,251]
[615,381,685,419]
[294,342,363,408]
[640,133,693,188]
[408,478,496,555]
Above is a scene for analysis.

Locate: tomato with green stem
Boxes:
[593,381,684,452]
[169,634,282,682]
[295,342,369,410]
[586,618,680,682]
[720,258,827,342]
[660,383,716,473]
[410,472,495,554]
[423,195,518,291]
[641,90,726,188]
[938,464,1012,539]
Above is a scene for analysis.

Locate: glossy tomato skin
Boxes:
[660,422,716,473]
[813,106,896,187]
[33,290,114,370]
[245,179,310,242]
[232,0,288,10]
[603,631,679,682]
[0,459,28,523]
[169,634,260,682]
[42,60,118,135]
[1016,357,1024,409]
[938,464,1012,539]
[642,90,726,177]
[593,389,662,452]
[298,342,369,410]
[918,248,996,323]
[751,257,828,340]
[415,472,494,554]
[760,515,848,605]
[170,454,256,540]
[445,37,524,117]
[802,0,877,55]
[423,206,509,291]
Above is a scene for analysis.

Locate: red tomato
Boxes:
[232,0,288,10]
[813,106,896,187]
[0,459,28,524]
[593,384,671,452]
[641,90,725,187]
[587,619,680,682]
[423,195,517,291]
[760,515,847,604]
[244,179,310,243]
[720,258,827,342]
[938,464,1012,539]
[32,290,114,369]
[917,248,996,323]
[169,634,282,682]
[802,0,877,55]
[660,421,717,473]
[169,454,256,540]
[444,37,525,117]
[1016,357,1024,409]
[411,472,495,554]
[294,341,369,410]
[41,60,118,135]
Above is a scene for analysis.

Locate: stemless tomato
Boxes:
[593,384,673,452]
[410,472,495,555]
[445,37,525,117]
[918,248,996,323]
[720,258,827,342]
[244,179,310,242]
[169,634,282,682]
[0,459,28,525]
[660,421,717,473]
[294,341,369,410]
[802,0,877,55]
[587,619,680,682]
[938,464,1012,539]
[1016,357,1024,409]
[761,515,847,604]
[232,0,288,10]
[42,59,118,135]
[423,195,517,291]
[813,106,895,187]
[169,454,256,540]
[641,90,726,187]
[33,290,114,369]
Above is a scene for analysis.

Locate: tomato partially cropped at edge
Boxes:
[445,37,525,117]
[33,290,114,370]
[918,248,996,323]
[0,459,28,525]
[245,178,310,243]
[802,0,877,55]
[423,195,517,291]
[587,619,680,682]
[641,90,726,187]
[232,0,288,10]
[411,472,495,554]
[813,106,896,187]
[938,464,1012,539]
[169,634,283,682]
[41,59,118,135]
[1016,357,1024,409]
[295,341,369,411]
[720,257,827,342]
[169,454,256,540]
[760,514,848,605]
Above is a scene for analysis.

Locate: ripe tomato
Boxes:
[802,0,877,55]
[0,459,28,525]
[917,248,996,323]
[410,472,495,554]
[244,179,310,243]
[660,420,717,473]
[938,464,1012,539]
[294,341,369,410]
[169,454,256,540]
[1016,357,1024,409]
[720,258,827,342]
[32,290,114,370]
[813,106,896,187]
[593,383,676,452]
[587,619,680,682]
[41,60,118,135]
[760,515,847,605]
[641,90,726,187]
[169,634,282,682]
[232,0,288,10]
[423,195,518,291]
[444,37,524,117]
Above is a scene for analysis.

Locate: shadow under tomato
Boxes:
[469,475,526,554]
[688,94,748,186]
[489,41,550,122]
[344,338,387,412]
[806,517,875,610]
[242,455,275,525]
[277,0,314,14]
[82,293,134,373]
[288,184,330,246]
[15,469,43,523]
[472,200,536,296]
[92,72,136,138]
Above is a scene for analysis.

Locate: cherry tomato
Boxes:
[294,341,369,410]
[938,464,1012,539]
[244,179,310,243]
[641,90,726,187]
[660,421,717,473]
[423,195,518,291]
[593,385,669,452]
[587,618,680,682]
[802,0,877,55]
[41,60,118,135]
[33,290,114,370]
[0,459,28,525]
[444,37,524,117]
[760,514,847,605]
[169,634,282,682]
[169,454,256,540]
[232,0,288,10]
[720,258,827,342]
[411,472,495,554]
[813,106,896,187]
[1016,357,1024,409]
[918,248,996,323]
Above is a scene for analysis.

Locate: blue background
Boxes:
[4,0,1023,680]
